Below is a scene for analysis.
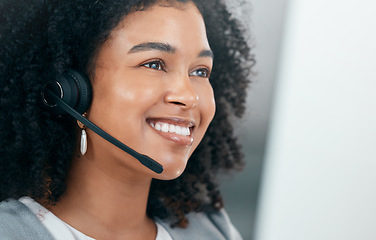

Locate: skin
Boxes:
[48,2,216,240]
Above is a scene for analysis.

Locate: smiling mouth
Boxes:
[146,118,195,146]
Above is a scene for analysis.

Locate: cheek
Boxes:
[198,83,216,126]
[91,71,160,110]
[88,73,159,141]
[187,82,215,155]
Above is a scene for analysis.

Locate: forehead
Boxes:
[107,2,210,52]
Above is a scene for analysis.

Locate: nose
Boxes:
[164,75,199,109]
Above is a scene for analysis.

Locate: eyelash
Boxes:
[190,68,211,78]
[141,60,165,71]
[141,60,211,79]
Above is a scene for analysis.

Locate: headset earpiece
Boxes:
[41,69,163,173]
[43,69,92,116]
[63,69,92,114]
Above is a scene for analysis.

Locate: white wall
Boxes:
[255,0,376,239]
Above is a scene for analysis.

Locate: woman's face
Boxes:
[85,2,215,180]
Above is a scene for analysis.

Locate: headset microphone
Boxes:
[42,69,163,174]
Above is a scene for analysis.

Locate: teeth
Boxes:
[150,122,191,136]
[175,126,182,135]
[161,123,169,132]
[182,127,188,136]
[169,124,176,133]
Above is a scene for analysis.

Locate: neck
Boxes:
[47,154,156,239]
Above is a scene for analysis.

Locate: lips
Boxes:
[146,118,195,146]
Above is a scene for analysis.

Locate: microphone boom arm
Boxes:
[46,90,163,174]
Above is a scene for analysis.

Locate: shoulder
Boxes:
[0,198,54,240]
[156,208,243,240]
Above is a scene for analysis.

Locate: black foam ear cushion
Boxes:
[42,69,92,116]
[64,69,92,114]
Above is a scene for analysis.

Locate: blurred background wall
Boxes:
[220,0,288,239]
[221,0,376,240]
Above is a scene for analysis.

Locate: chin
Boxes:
[151,154,189,180]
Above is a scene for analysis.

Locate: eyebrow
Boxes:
[128,42,175,54]
[128,42,214,59]
[198,49,214,59]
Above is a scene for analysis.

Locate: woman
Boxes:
[0,0,254,239]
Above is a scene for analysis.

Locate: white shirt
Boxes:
[19,197,172,240]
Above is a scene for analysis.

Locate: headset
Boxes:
[42,69,163,174]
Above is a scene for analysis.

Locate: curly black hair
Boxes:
[0,0,254,227]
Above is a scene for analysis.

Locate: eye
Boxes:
[141,60,165,71]
[190,68,211,78]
